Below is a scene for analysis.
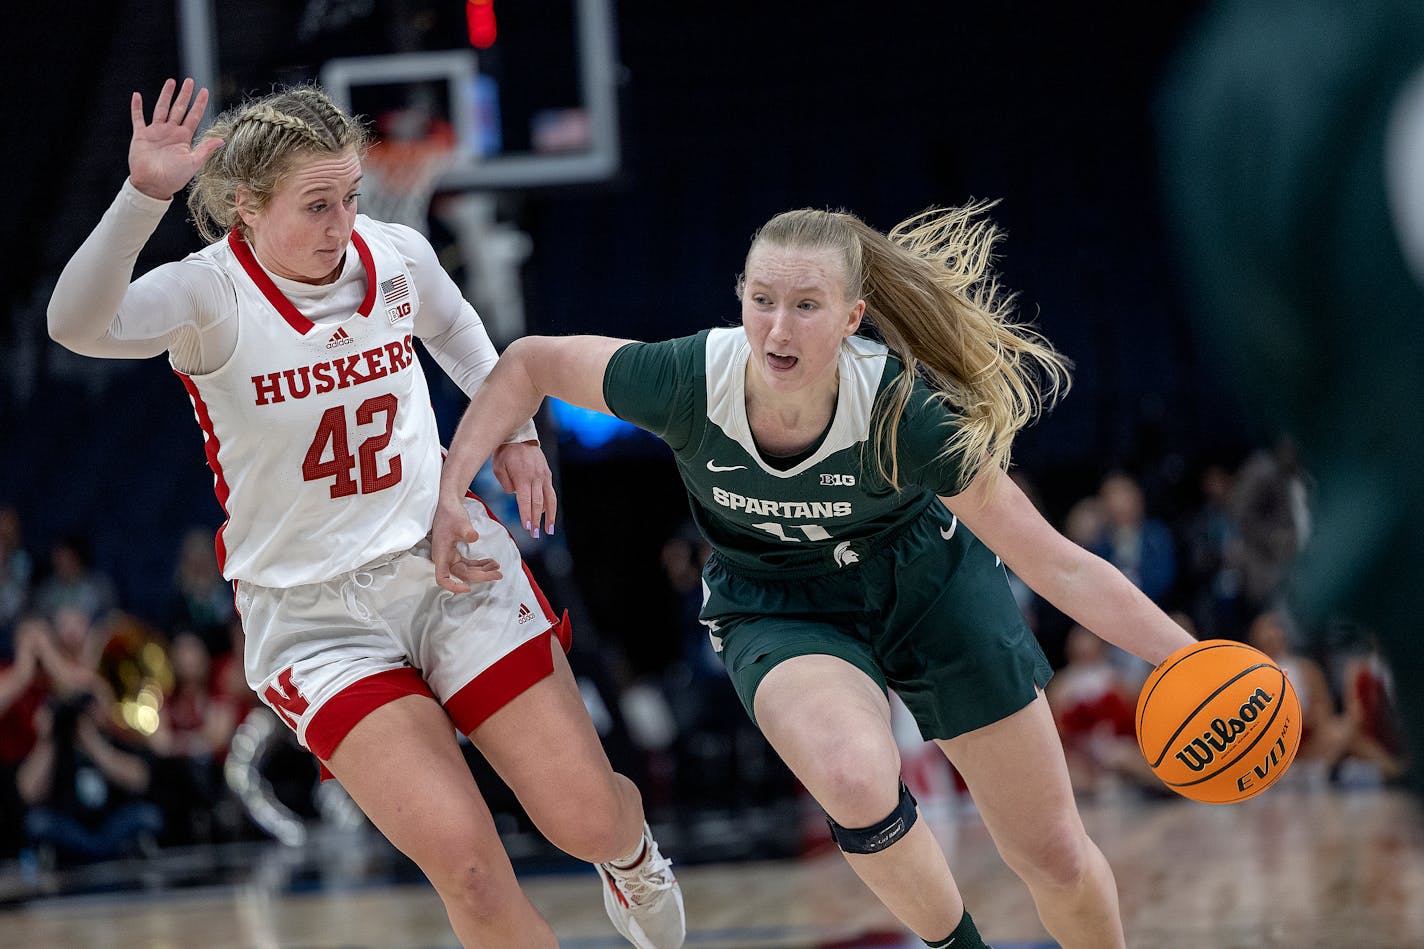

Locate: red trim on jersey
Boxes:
[305,666,435,762]
[175,371,232,574]
[351,232,378,316]
[226,228,378,335]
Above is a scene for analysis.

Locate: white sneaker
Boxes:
[596,822,685,949]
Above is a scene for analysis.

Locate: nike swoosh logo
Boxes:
[706,460,747,472]
[939,515,958,540]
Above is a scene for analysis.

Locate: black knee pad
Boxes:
[825,780,918,854]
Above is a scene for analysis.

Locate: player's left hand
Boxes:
[490,440,557,538]
[129,78,223,201]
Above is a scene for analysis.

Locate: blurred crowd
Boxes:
[0,520,257,870]
[1026,441,1409,800]
[0,439,1409,874]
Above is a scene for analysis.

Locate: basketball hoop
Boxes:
[360,126,459,235]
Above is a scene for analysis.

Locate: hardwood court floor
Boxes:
[0,784,1420,949]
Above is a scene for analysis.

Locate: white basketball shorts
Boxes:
[235,494,570,765]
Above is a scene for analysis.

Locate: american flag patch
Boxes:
[380,274,409,304]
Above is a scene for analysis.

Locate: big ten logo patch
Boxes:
[821,473,856,486]
[387,301,412,323]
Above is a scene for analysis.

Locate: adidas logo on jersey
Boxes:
[517,603,536,625]
[325,327,355,349]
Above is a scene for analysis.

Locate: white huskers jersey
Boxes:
[176,220,442,587]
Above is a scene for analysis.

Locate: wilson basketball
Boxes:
[1136,640,1301,804]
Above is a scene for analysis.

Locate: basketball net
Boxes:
[359,127,458,235]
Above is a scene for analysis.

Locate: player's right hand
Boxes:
[128,77,224,201]
[433,495,503,593]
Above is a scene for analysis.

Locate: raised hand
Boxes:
[128,77,224,201]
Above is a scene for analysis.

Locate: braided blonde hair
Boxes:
[741,204,1071,492]
[186,85,369,243]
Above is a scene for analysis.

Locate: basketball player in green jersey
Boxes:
[432,204,1197,949]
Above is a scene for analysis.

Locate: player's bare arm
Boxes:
[433,334,631,592]
[941,469,1194,666]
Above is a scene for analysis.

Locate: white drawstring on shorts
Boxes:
[340,569,377,623]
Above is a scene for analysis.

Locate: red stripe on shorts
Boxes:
[306,667,435,763]
[304,487,575,778]
[444,616,572,735]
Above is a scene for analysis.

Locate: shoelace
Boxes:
[608,847,676,903]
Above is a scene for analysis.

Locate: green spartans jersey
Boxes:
[603,328,965,577]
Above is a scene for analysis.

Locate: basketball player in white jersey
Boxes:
[46,78,683,949]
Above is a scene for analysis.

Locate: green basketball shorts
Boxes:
[699,501,1053,740]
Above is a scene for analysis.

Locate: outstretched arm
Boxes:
[434,334,633,592]
[408,241,552,536]
[942,470,1196,666]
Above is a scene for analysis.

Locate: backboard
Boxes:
[180,0,620,192]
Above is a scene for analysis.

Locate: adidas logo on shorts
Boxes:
[517,603,535,625]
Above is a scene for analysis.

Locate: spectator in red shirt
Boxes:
[0,616,51,856]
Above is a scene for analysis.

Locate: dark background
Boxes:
[1,0,1255,673]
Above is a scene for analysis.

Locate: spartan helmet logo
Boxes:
[833,541,859,567]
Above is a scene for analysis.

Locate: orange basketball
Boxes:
[1136,639,1302,804]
